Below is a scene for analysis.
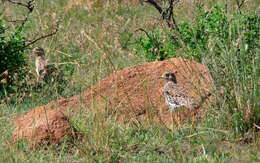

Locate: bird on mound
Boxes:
[159,71,194,111]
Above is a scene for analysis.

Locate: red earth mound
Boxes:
[12,58,215,145]
[12,107,72,146]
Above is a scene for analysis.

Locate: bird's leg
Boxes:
[189,107,195,133]
[188,107,198,133]
[171,110,174,131]
[177,110,181,128]
[188,107,193,122]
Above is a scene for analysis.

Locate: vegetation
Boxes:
[0,18,28,98]
[0,0,259,162]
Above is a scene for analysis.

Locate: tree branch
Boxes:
[235,0,246,13]
[144,0,179,31]
[25,22,60,47]
[135,28,151,39]
[144,0,163,14]
[4,0,35,37]
[4,0,59,51]
[4,0,34,11]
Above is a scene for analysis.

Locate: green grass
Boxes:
[0,107,259,162]
[0,0,259,162]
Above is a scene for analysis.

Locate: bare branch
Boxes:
[235,0,247,13]
[4,0,35,38]
[6,19,28,23]
[4,0,34,12]
[135,28,151,39]
[4,0,35,24]
[144,0,179,31]
[4,0,60,48]
[144,0,163,14]
[25,22,60,47]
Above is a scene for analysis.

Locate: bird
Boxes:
[160,71,194,111]
[32,47,58,82]
[32,47,48,79]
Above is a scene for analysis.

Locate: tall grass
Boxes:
[0,0,259,162]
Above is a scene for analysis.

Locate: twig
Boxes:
[235,0,247,13]
[144,0,179,30]
[135,28,161,52]
[25,23,59,47]
[6,19,28,23]
[135,28,151,39]
[4,0,35,40]
[4,0,59,54]
[4,0,34,11]
[144,0,163,14]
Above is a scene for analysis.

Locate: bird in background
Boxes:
[33,47,48,79]
[32,47,58,82]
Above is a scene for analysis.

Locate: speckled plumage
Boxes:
[161,72,194,111]
[163,81,194,110]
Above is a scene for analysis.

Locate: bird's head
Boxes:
[159,71,177,83]
[32,47,45,57]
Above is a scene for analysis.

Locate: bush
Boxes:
[134,30,178,61]
[135,5,259,63]
[0,18,28,98]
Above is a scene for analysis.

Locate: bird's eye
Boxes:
[165,73,169,77]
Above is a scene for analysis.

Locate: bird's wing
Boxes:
[164,82,189,97]
[164,82,194,106]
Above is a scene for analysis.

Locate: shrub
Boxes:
[134,30,178,61]
[135,5,259,63]
[0,18,28,98]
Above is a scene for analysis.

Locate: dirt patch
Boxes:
[12,58,215,145]
[12,107,72,146]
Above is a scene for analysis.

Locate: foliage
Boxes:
[0,18,69,102]
[205,10,259,133]
[0,18,28,98]
[135,5,259,63]
[134,30,177,61]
